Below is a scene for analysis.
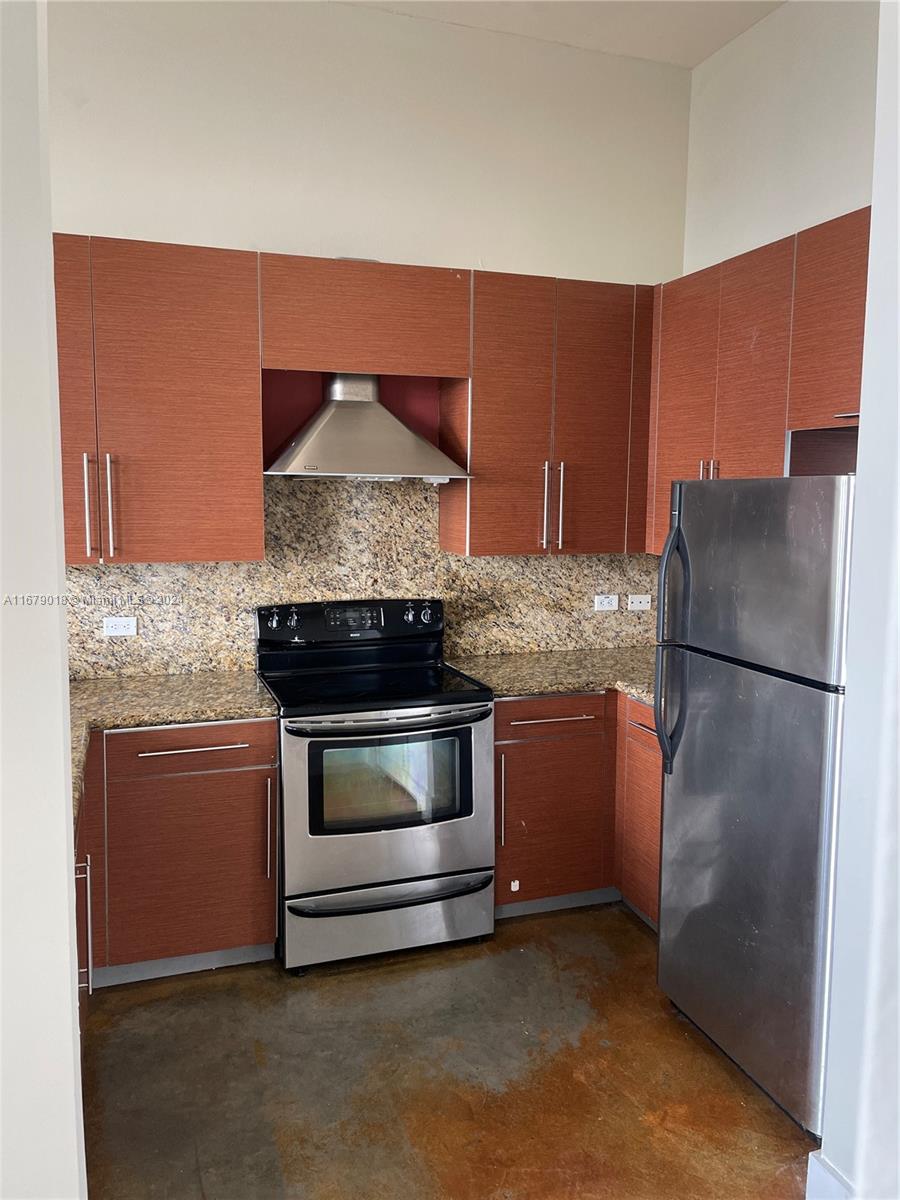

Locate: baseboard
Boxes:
[92,944,275,988]
[621,897,658,932]
[496,887,621,919]
[806,1151,853,1200]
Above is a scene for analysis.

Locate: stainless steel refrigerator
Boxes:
[654,475,855,1135]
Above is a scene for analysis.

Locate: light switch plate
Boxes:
[103,616,137,637]
[594,594,619,612]
[627,594,652,612]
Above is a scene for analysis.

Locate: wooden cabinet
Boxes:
[91,238,264,563]
[788,207,870,430]
[74,732,107,999]
[648,266,720,554]
[714,237,794,479]
[106,759,277,966]
[440,274,653,556]
[260,254,471,377]
[54,234,101,565]
[614,696,662,925]
[494,694,614,905]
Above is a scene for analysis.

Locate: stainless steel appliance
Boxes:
[655,475,855,1135]
[256,599,494,969]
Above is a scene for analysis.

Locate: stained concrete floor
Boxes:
[83,905,813,1200]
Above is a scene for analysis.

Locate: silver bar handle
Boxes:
[82,452,93,558]
[75,856,93,995]
[266,776,272,880]
[708,459,719,479]
[698,460,706,479]
[833,412,860,419]
[557,461,565,549]
[509,714,598,727]
[541,461,550,549]
[136,742,250,758]
[499,752,506,848]
[105,452,115,558]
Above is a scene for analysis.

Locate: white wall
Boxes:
[46,0,690,284]
[807,4,899,1197]
[0,2,86,1196]
[683,0,879,273]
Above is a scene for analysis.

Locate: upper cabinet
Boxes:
[440,273,653,557]
[260,255,471,377]
[54,234,102,565]
[714,237,795,479]
[788,207,870,431]
[54,237,266,565]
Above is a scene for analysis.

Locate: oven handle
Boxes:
[286,872,494,919]
[283,706,493,739]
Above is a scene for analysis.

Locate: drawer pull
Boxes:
[136,742,251,758]
[508,714,598,727]
[628,720,656,735]
[833,412,860,419]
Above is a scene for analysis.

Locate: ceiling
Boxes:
[362,1,784,68]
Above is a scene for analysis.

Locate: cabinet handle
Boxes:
[136,742,250,758]
[698,460,706,479]
[499,752,506,848]
[541,462,550,549]
[82,453,93,558]
[833,412,860,420]
[266,776,272,880]
[75,855,93,995]
[105,453,115,558]
[557,461,565,550]
[508,714,598,726]
[709,460,719,478]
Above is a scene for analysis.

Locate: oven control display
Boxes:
[326,605,383,631]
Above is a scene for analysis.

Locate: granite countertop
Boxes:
[448,646,656,707]
[69,671,277,819]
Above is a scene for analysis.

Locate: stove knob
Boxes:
[267,612,280,630]
[287,610,299,629]
[420,607,433,624]
[403,607,415,624]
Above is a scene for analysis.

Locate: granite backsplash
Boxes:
[65,479,657,678]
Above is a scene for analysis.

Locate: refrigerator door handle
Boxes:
[654,645,675,774]
[657,526,679,643]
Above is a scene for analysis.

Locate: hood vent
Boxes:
[264,374,469,484]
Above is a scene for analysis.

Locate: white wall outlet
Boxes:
[510,880,520,893]
[103,616,137,637]
[627,594,652,612]
[593,594,619,612]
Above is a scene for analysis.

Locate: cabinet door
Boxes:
[260,254,470,377]
[788,207,870,430]
[91,238,264,563]
[495,732,612,905]
[53,234,101,565]
[463,272,555,556]
[106,768,276,965]
[714,237,794,478]
[553,281,635,553]
[74,732,108,996]
[620,717,662,925]
[649,266,720,553]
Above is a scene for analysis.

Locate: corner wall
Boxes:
[683,1,879,273]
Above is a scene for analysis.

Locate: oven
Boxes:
[280,700,495,967]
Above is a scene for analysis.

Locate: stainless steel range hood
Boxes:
[265,374,469,484]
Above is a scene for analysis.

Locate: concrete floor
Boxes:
[83,905,813,1199]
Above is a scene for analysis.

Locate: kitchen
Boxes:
[2,3,897,1200]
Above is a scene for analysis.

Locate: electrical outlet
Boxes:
[593,594,619,612]
[103,616,137,637]
[510,880,520,893]
[627,594,652,612]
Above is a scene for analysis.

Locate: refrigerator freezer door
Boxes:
[663,475,854,686]
[657,649,842,1134]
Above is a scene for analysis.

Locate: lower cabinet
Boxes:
[74,731,107,1007]
[106,767,277,965]
[615,696,663,925]
[494,694,615,906]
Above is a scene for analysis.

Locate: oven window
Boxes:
[308,729,473,835]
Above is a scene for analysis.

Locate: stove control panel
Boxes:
[256,599,444,645]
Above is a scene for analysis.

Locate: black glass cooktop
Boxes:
[259,663,492,718]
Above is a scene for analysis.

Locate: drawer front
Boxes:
[105,719,277,780]
[625,697,657,742]
[495,693,610,742]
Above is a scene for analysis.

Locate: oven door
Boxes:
[281,703,494,896]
